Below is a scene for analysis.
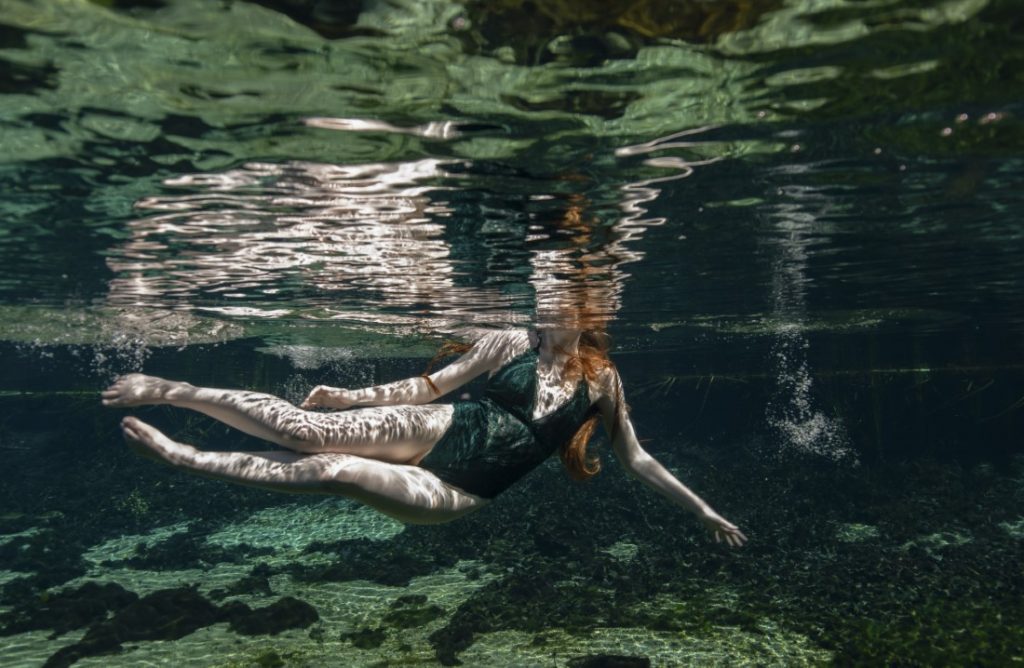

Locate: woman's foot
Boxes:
[102,374,189,407]
[121,416,195,467]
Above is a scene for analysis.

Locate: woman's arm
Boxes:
[596,368,747,547]
[301,330,518,410]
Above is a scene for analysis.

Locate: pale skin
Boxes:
[102,329,747,546]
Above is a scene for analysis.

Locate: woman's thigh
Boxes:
[324,454,488,524]
[301,403,454,463]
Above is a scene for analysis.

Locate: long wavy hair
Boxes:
[423,330,621,481]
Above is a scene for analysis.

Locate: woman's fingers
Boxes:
[713,524,747,548]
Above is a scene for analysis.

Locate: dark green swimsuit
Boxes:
[418,339,598,498]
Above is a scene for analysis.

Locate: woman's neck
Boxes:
[538,328,582,364]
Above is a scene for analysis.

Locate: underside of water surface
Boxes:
[1,0,1023,666]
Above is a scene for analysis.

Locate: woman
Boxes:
[102,328,746,546]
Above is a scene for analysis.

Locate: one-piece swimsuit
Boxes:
[418,335,598,498]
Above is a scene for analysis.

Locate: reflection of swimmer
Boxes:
[102,327,746,546]
[105,159,520,329]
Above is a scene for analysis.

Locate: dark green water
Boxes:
[1,0,1022,665]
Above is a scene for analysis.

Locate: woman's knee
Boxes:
[317,463,479,522]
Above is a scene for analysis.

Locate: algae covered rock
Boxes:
[567,655,652,668]
[226,596,320,635]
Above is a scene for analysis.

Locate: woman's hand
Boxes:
[699,509,748,547]
[301,385,354,410]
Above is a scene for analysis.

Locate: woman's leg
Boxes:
[102,374,451,464]
[121,417,486,525]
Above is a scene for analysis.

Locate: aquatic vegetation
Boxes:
[114,488,151,523]
[998,517,1024,539]
[600,540,640,563]
[203,500,406,554]
[834,522,880,544]
[0,423,1022,664]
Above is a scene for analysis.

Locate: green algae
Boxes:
[2,452,1022,665]
[0,305,244,348]
[0,303,443,356]
[834,522,880,544]
[998,517,1024,538]
[203,500,405,554]
[899,530,973,558]
[838,598,1024,667]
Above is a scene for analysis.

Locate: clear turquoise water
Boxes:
[0,0,1022,665]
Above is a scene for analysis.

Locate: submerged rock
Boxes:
[383,595,445,629]
[42,586,320,666]
[43,586,220,668]
[567,655,652,668]
[209,574,274,601]
[343,626,388,649]
[226,596,320,636]
[115,525,275,570]
[0,581,138,638]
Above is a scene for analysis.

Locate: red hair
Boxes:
[558,331,619,481]
[421,340,474,395]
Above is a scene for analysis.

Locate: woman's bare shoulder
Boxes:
[455,328,531,364]
[456,327,527,343]
[590,363,622,403]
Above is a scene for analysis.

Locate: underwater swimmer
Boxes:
[102,328,746,546]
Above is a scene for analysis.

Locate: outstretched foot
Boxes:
[102,373,187,407]
[121,416,195,467]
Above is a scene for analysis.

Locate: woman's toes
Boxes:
[102,374,166,407]
[121,416,149,445]
[121,416,176,463]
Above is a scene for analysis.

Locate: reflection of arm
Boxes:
[597,369,746,546]
[305,331,517,409]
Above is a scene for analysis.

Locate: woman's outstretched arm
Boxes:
[596,368,747,547]
[302,330,521,409]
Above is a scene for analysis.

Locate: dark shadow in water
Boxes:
[456,0,782,66]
